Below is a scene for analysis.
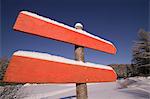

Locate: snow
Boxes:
[14,50,113,70]
[14,77,150,99]
[20,11,114,46]
[75,23,83,29]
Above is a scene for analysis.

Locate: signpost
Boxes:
[4,11,117,99]
[75,23,88,99]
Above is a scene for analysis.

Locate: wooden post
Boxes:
[75,23,88,99]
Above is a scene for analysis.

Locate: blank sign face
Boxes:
[13,11,116,54]
[4,51,117,83]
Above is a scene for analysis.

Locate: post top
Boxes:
[75,23,83,29]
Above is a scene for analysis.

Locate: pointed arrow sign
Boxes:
[13,11,116,54]
[4,51,117,83]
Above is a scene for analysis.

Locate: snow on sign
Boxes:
[4,51,117,83]
[13,11,116,54]
[4,11,117,84]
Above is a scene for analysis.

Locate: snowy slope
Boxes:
[14,77,150,99]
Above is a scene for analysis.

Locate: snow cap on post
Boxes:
[75,23,83,29]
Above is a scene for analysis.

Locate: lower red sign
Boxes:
[4,51,117,83]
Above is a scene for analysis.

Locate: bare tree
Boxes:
[0,57,9,81]
[132,29,150,76]
[0,58,24,99]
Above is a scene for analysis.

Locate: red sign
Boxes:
[4,51,117,83]
[4,11,117,83]
[13,11,116,54]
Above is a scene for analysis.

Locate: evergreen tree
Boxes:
[132,29,150,76]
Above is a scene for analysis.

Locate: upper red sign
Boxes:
[13,11,116,54]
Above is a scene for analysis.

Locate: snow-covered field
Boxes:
[13,77,150,99]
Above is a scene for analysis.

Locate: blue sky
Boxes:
[0,0,149,65]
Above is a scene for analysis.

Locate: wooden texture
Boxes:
[75,45,88,99]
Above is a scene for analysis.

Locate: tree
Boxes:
[132,29,150,76]
[0,58,24,99]
[0,57,9,81]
